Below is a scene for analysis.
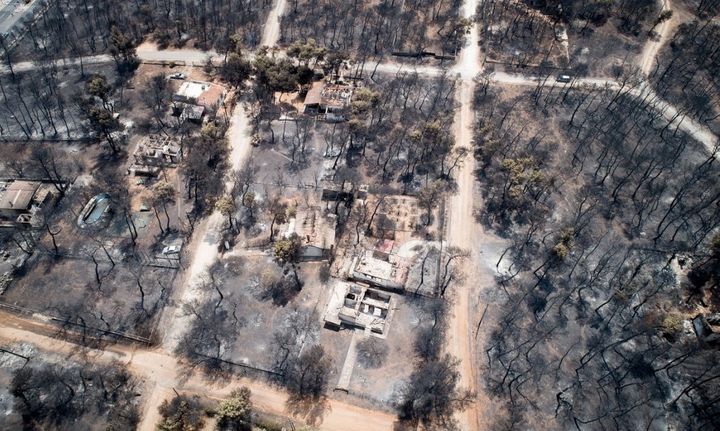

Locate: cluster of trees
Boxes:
[480,0,566,68]
[280,0,468,58]
[316,72,463,194]
[690,0,720,18]
[271,308,332,399]
[157,388,253,431]
[397,299,473,429]
[76,73,124,151]
[253,50,315,100]
[0,62,136,143]
[0,65,91,140]
[261,255,303,306]
[175,261,312,384]
[157,394,205,431]
[175,268,243,373]
[6,0,270,64]
[9,360,139,430]
[473,74,720,428]
[175,261,330,400]
[522,0,658,33]
[141,72,174,131]
[0,3,151,141]
[182,122,229,216]
[356,337,389,369]
[61,260,172,340]
[651,21,720,135]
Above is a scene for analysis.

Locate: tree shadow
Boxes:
[285,394,331,427]
[392,419,418,431]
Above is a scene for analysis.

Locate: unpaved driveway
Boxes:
[261,0,286,47]
[639,0,676,76]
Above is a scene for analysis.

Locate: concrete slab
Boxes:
[336,329,363,392]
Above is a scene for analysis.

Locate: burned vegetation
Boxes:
[480,0,661,74]
[4,0,271,64]
[280,0,469,60]
[473,75,720,428]
[0,344,140,431]
[651,19,720,135]
[338,71,461,190]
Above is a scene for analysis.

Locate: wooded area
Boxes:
[480,0,660,74]
[280,0,468,58]
[7,359,139,430]
[5,0,271,64]
[521,0,657,31]
[651,20,720,135]
[473,77,720,429]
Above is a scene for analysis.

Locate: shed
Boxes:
[0,181,40,216]
[303,86,323,110]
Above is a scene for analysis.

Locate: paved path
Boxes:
[335,330,362,392]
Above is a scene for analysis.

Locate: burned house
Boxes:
[172,80,226,122]
[284,209,336,261]
[303,82,353,122]
[173,80,226,108]
[180,105,205,124]
[0,180,57,226]
[324,281,396,336]
[349,249,410,292]
[128,135,181,177]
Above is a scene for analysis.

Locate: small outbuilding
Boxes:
[0,181,41,218]
[303,82,353,122]
[0,180,57,226]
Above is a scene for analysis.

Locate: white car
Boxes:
[169,73,186,80]
[162,245,181,255]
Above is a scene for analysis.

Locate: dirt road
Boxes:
[639,0,676,76]
[365,60,444,78]
[447,79,481,431]
[161,103,252,349]
[261,0,286,48]
[137,4,290,427]
[445,0,482,429]
[0,316,396,431]
[136,42,219,64]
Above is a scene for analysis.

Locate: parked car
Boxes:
[169,73,186,80]
[557,74,572,83]
[162,245,181,255]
